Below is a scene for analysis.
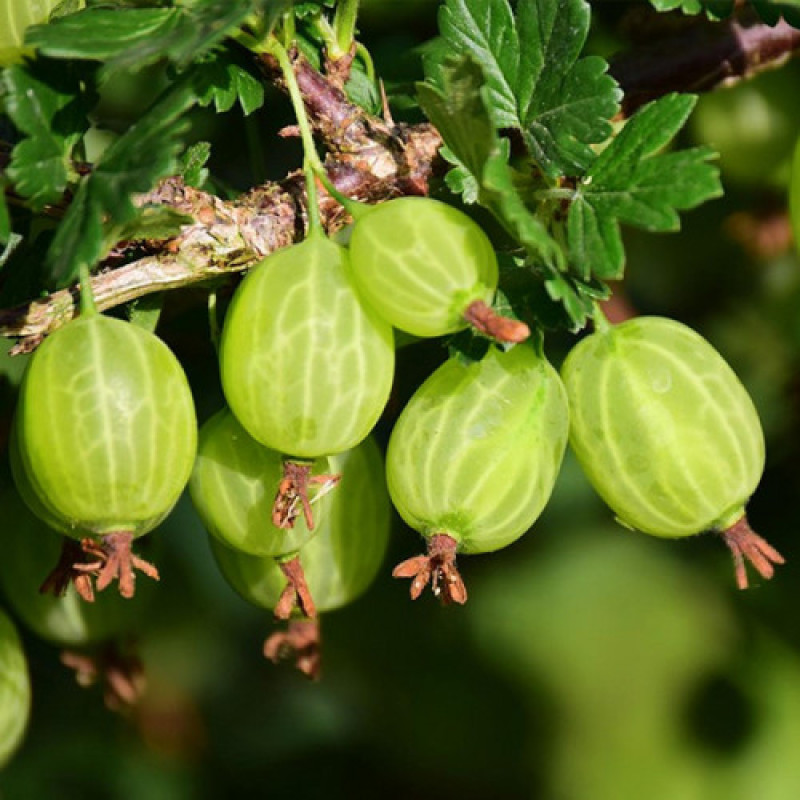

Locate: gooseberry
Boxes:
[219,231,394,526]
[0,609,30,768]
[348,196,528,342]
[190,407,338,556]
[12,313,197,597]
[560,315,783,588]
[210,435,391,677]
[387,343,569,603]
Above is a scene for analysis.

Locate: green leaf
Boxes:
[433,0,620,177]
[0,181,9,243]
[344,63,381,115]
[567,93,723,280]
[418,59,496,201]
[126,293,164,333]
[192,50,265,115]
[26,8,181,68]
[180,141,212,188]
[113,206,194,243]
[2,58,95,208]
[751,0,800,26]
[0,233,23,271]
[26,0,292,72]
[418,57,562,268]
[47,84,196,286]
[482,147,564,270]
[648,0,704,12]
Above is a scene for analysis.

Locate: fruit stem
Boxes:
[267,39,334,234]
[78,262,98,317]
[591,302,611,334]
[720,515,785,589]
[263,618,322,680]
[331,0,360,61]
[75,532,160,599]
[462,299,530,344]
[272,459,341,530]
[60,642,146,711]
[39,538,97,602]
[392,533,468,605]
[274,556,317,619]
[207,289,221,354]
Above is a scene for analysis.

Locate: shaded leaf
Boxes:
[47,84,196,286]
[418,57,562,268]
[567,94,722,280]
[2,59,95,208]
[26,0,293,72]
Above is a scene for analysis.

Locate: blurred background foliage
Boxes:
[3,1,800,798]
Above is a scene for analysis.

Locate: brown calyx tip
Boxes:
[720,515,785,590]
[463,299,530,344]
[263,619,322,680]
[74,532,160,599]
[60,642,146,711]
[39,538,98,602]
[274,556,317,620]
[272,460,341,530]
[392,533,468,605]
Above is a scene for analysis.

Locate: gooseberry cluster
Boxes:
[5,189,783,632]
[0,181,785,766]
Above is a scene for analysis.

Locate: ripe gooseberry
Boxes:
[560,315,783,588]
[219,230,394,527]
[12,312,197,598]
[0,487,154,707]
[348,197,528,342]
[190,407,338,555]
[190,407,340,616]
[387,343,569,603]
[209,435,391,678]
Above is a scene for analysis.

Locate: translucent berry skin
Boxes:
[220,233,394,458]
[561,316,765,537]
[0,609,30,768]
[210,436,391,615]
[13,314,197,541]
[190,408,333,557]
[386,344,569,554]
[0,489,155,647]
[348,197,499,338]
[0,0,61,65]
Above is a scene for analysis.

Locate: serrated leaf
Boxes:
[435,0,519,127]
[26,0,292,72]
[482,147,564,270]
[544,273,597,328]
[180,141,212,188]
[47,84,196,286]
[515,0,620,176]
[433,0,620,177]
[2,59,95,208]
[192,51,265,115]
[418,59,496,195]
[344,64,381,115]
[418,57,562,268]
[567,93,723,280]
